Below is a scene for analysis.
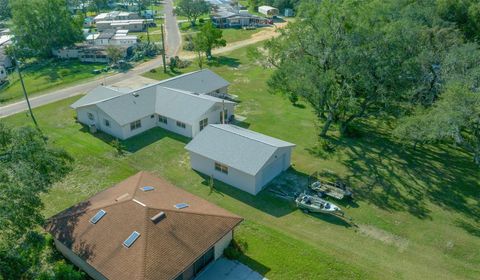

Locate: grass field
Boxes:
[4,45,479,279]
[179,20,264,45]
[0,59,107,105]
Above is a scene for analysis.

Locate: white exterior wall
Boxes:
[54,239,107,280]
[192,103,234,137]
[254,147,292,193]
[214,230,233,259]
[76,106,125,139]
[157,115,193,138]
[120,114,158,139]
[189,152,257,195]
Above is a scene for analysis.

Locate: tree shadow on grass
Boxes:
[455,219,480,237]
[316,125,480,221]
[207,56,241,68]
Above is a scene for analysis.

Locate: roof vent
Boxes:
[150,211,166,224]
[174,203,189,209]
[140,186,154,192]
[90,209,106,224]
[132,92,139,97]
[123,231,140,248]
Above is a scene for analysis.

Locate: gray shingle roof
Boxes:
[71,69,234,126]
[96,87,157,126]
[71,86,127,109]
[155,87,233,125]
[185,124,295,175]
[156,69,229,94]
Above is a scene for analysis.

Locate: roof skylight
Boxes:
[123,231,140,248]
[90,209,106,224]
[140,186,155,192]
[174,203,189,209]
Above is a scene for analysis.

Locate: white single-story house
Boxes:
[86,30,138,48]
[185,124,295,195]
[45,171,243,280]
[71,71,235,140]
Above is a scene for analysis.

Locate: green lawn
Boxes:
[4,45,480,280]
[0,59,108,105]
[179,20,264,45]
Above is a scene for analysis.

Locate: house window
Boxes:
[176,121,186,129]
[215,162,228,174]
[104,119,110,127]
[199,118,208,131]
[158,115,167,124]
[88,112,94,120]
[130,120,141,131]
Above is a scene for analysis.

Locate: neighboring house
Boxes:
[0,34,12,68]
[258,5,279,18]
[96,19,153,32]
[284,8,294,17]
[71,75,236,139]
[84,17,94,27]
[53,44,127,63]
[45,171,243,280]
[185,124,295,195]
[94,11,139,22]
[87,30,138,47]
[211,9,271,28]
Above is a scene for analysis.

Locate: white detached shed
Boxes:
[185,124,295,195]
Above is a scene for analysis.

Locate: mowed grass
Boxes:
[4,45,480,280]
[0,59,108,105]
[179,20,265,44]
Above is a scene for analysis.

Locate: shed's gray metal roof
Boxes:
[70,86,126,109]
[156,69,230,94]
[185,124,295,175]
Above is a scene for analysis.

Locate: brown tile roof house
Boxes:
[45,171,243,280]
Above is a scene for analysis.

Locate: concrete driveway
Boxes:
[196,258,267,280]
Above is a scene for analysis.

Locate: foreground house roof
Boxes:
[45,171,243,280]
[185,124,295,175]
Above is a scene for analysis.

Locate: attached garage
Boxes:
[185,124,295,195]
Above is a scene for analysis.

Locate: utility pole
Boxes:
[14,53,39,128]
[160,23,167,73]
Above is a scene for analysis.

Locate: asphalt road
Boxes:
[0,1,182,119]
[163,0,182,57]
[0,14,282,119]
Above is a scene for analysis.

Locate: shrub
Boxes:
[110,139,125,156]
[223,239,248,260]
[183,34,195,51]
[199,18,205,24]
